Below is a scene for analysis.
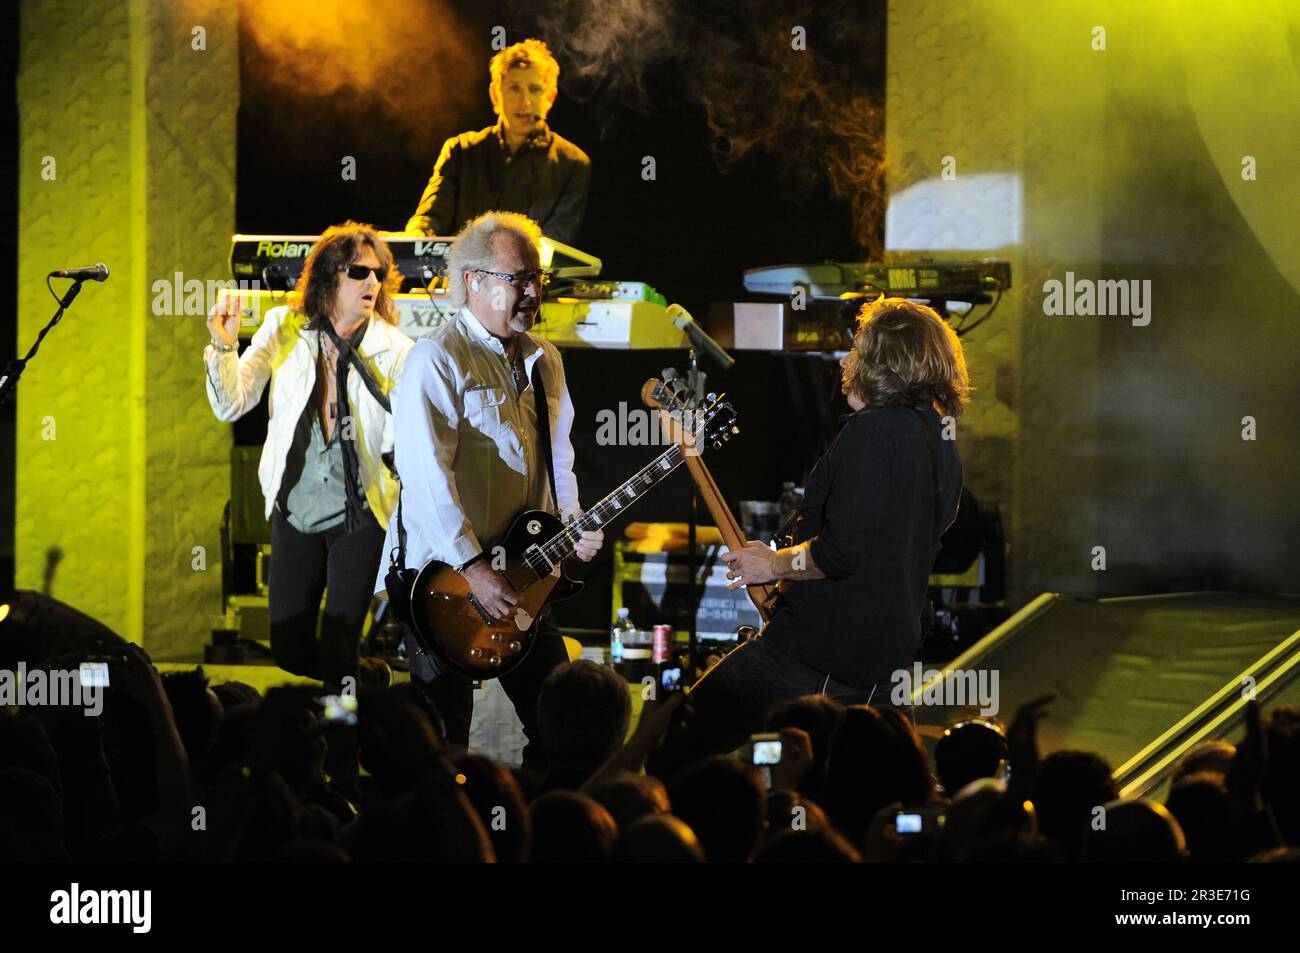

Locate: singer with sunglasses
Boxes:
[374,210,604,771]
[205,221,415,695]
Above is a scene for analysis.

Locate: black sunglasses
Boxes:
[341,263,389,282]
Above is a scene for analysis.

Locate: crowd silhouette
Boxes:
[2,643,1297,863]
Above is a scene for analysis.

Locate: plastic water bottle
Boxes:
[610,607,633,670]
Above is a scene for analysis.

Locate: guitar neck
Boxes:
[645,405,772,621]
[535,445,686,564]
[683,455,746,550]
[681,453,774,622]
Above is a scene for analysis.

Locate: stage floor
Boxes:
[911,592,1300,798]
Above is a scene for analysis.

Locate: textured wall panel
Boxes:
[18,0,237,655]
[888,0,1300,600]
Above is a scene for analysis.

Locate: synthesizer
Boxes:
[230,233,603,292]
[743,258,1011,301]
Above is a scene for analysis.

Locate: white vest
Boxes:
[204,305,415,530]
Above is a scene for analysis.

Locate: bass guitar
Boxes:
[642,375,777,623]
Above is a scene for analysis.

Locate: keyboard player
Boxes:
[405,38,591,245]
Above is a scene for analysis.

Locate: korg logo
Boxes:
[887,267,916,288]
[255,240,315,258]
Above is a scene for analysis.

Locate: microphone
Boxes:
[666,303,735,370]
[49,263,109,282]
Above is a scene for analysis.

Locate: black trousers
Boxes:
[667,635,914,771]
[268,506,386,691]
[407,609,569,772]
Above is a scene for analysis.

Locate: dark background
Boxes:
[235,0,880,300]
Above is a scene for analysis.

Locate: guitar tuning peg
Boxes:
[706,392,717,402]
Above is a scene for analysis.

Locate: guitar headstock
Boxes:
[641,373,740,454]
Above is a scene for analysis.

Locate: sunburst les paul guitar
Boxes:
[403,381,740,680]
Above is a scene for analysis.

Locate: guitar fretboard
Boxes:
[528,445,686,574]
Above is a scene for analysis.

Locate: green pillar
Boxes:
[887,0,1300,599]
[887,0,1110,603]
[17,0,238,655]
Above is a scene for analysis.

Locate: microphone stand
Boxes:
[0,278,89,409]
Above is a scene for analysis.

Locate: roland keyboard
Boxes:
[230,233,603,292]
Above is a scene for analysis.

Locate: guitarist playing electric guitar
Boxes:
[685,297,970,759]
[372,211,602,770]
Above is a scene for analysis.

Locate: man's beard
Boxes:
[509,295,538,332]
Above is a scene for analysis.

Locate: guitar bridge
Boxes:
[465,592,494,625]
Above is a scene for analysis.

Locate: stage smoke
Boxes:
[239,0,481,160]
[537,0,887,256]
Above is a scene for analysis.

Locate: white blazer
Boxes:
[204,305,415,531]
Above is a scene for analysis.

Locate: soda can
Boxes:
[652,624,673,664]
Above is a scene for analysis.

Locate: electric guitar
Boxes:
[404,383,740,680]
[643,375,777,623]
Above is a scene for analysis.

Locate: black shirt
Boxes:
[405,121,592,244]
[763,405,963,690]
